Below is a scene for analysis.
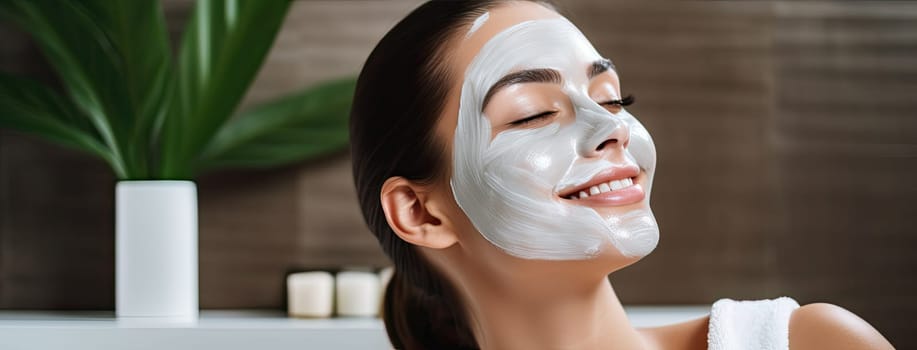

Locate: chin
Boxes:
[614,227,659,257]
[595,225,659,273]
[601,205,659,257]
[598,252,651,276]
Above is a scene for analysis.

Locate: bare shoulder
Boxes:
[638,316,710,350]
[789,303,894,350]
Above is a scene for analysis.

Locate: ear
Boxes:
[380,176,458,249]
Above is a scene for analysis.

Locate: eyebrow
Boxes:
[482,68,562,111]
[480,59,617,111]
[588,58,615,80]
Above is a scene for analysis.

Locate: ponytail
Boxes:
[383,271,477,350]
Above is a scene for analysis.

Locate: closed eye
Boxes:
[509,110,558,127]
[595,94,635,114]
[598,94,635,108]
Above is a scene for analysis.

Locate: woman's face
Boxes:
[437,2,658,262]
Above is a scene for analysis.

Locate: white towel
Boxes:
[707,297,800,350]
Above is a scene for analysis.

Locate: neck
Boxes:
[462,275,647,350]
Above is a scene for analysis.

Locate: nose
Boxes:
[578,112,630,158]
[595,124,629,152]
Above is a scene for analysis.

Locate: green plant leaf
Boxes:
[0,0,173,179]
[79,0,174,179]
[2,0,350,181]
[161,0,292,179]
[197,130,348,170]
[0,0,127,175]
[198,78,354,172]
[0,73,115,171]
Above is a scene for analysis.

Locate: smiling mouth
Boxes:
[556,165,645,205]
[561,176,637,200]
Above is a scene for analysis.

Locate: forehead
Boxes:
[455,6,604,98]
[467,19,602,92]
[451,2,562,81]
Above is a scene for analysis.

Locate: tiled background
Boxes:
[1,0,914,347]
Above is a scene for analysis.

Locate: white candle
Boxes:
[336,271,381,317]
[287,271,334,318]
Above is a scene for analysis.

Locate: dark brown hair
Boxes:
[350,1,552,349]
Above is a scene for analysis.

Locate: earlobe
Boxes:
[380,177,458,249]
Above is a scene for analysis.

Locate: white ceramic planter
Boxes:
[116,181,198,321]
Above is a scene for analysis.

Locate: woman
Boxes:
[349,1,893,349]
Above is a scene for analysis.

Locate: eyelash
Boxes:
[509,94,636,127]
[510,110,558,126]
[598,94,635,108]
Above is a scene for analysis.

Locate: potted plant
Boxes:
[0,0,353,321]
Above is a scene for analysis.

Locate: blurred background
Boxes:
[1,0,915,347]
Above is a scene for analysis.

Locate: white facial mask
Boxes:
[451,18,659,260]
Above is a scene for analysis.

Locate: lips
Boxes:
[557,165,642,202]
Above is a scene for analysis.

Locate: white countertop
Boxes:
[0,307,710,350]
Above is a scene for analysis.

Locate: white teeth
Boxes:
[565,178,636,200]
[598,183,611,193]
[611,180,623,190]
[609,177,634,191]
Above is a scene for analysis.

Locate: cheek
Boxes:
[627,120,656,172]
[485,124,577,189]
